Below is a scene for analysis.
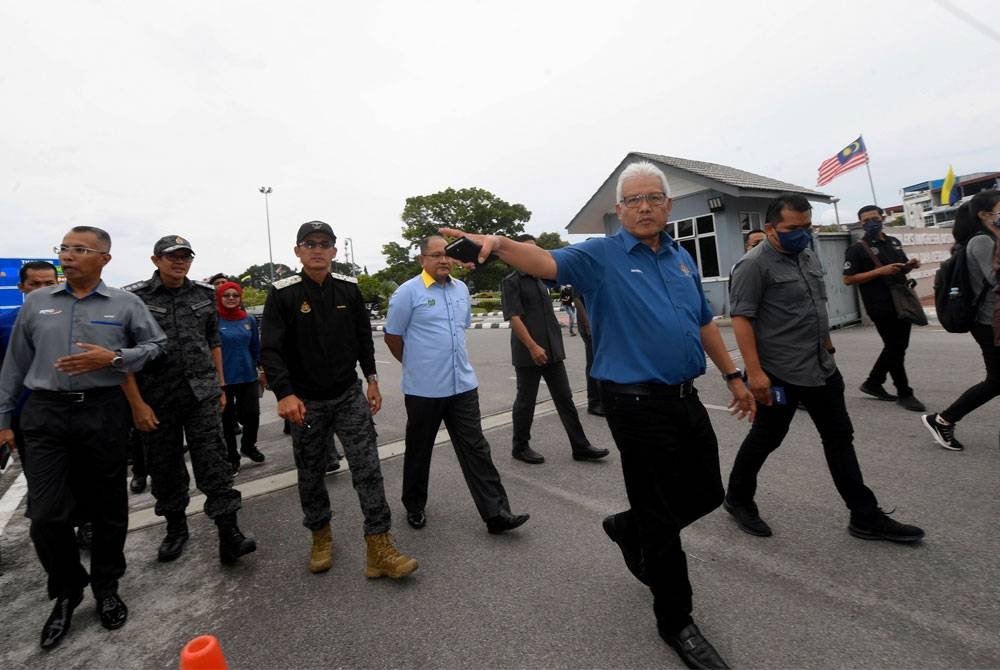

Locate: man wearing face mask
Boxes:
[724,194,924,543]
[842,206,925,411]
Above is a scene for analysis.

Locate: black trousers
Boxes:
[402,389,511,521]
[222,381,260,464]
[129,428,146,479]
[603,385,725,635]
[866,314,913,397]
[727,370,879,515]
[579,329,601,408]
[20,388,130,600]
[512,361,589,454]
[942,323,1000,423]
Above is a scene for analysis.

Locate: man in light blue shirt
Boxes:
[384,236,529,534]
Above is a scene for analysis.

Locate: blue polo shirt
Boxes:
[385,270,478,398]
[551,229,713,385]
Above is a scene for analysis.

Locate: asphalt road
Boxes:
[0,323,998,669]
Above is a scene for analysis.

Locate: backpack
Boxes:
[933,238,989,333]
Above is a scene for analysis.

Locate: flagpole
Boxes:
[860,134,878,206]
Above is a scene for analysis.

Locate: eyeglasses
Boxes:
[160,253,194,263]
[53,244,108,256]
[221,292,240,299]
[621,192,668,208]
[298,240,335,249]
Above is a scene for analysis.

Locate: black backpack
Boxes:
[934,237,990,333]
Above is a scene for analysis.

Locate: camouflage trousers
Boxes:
[290,380,391,535]
[143,394,242,519]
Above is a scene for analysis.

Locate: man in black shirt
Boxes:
[842,205,925,412]
[261,221,417,578]
[500,234,608,464]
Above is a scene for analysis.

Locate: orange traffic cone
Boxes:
[180,635,228,670]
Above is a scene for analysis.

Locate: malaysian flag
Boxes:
[817,136,869,186]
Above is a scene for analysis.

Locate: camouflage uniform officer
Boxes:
[261,221,416,578]
[125,235,256,565]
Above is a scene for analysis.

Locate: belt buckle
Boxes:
[68,391,86,403]
[678,381,691,398]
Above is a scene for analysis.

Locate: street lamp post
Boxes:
[259,186,275,283]
[343,237,354,274]
[831,196,842,228]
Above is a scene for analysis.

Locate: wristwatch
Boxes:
[723,369,743,382]
[110,352,125,370]
[366,374,379,383]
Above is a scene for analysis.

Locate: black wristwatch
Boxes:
[723,369,743,382]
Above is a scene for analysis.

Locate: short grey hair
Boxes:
[418,235,445,255]
[616,161,671,202]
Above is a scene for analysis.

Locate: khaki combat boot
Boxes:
[309,524,333,574]
[365,532,418,579]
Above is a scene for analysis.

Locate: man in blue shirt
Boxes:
[0,261,59,360]
[384,236,529,534]
[440,161,754,670]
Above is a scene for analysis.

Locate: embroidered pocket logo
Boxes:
[300,301,312,314]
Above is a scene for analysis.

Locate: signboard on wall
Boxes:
[0,258,63,312]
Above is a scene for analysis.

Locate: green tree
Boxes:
[383,186,530,292]
[330,260,361,276]
[536,231,569,250]
[238,263,295,289]
[241,286,268,307]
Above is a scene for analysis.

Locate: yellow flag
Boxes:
[941,165,957,205]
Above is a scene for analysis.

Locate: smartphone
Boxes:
[741,371,786,406]
[444,237,498,266]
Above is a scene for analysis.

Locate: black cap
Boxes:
[296,221,336,244]
[153,235,195,256]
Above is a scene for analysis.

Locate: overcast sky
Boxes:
[2,0,999,286]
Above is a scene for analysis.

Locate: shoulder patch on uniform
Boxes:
[330,272,358,284]
[121,279,149,293]
[272,275,303,290]
[193,280,215,290]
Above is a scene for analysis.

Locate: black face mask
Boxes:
[862,220,883,239]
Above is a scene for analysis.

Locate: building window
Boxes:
[670,214,720,278]
[739,211,763,231]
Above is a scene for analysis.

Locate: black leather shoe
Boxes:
[859,381,897,401]
[587,404,606,416]
[897,395,926,412]
[129,475,147,494]
[406,510,426,529]
[40,591,83,650]
[723,499,773,537]
[572,444,610,461]
[241,445,266,463]
[661,623,730,670]
[486,512,530,534]
[325,459,341,475]
[158,514,189,562]
[216,513,257,565]
[512,447,545,464]
[601,512,649,585]
[76,522,93,551]
[97,593,128,630]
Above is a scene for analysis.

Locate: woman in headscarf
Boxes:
[217,282,265,473]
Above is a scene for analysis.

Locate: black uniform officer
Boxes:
[125,235,256,565]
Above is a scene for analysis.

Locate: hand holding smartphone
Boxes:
[445,237,498,267]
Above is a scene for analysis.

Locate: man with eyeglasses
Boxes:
[123,235,257,566]
[842,205,925,411]
[261,221,417,578]
[384,235,530,535]
[0,227,166,649]
[437,161,753,670]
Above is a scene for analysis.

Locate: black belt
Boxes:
[602,380,695,398]
[31,387,121,404]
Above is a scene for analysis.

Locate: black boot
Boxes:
[215,512,257,565]
[157,512,189,562]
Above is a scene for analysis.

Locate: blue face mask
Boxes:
[776,229,811,254]
[863,220,883,238]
